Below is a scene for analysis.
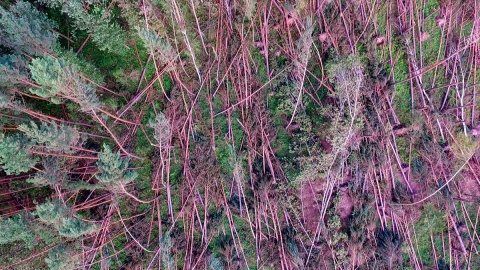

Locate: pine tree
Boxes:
[0,89,12,109]
[137,28,176,66]
[58,217,97,238]
[18,121,81,153]
[96,144,138,192]
[38,0,127,54]
[160,233,175,270]
[45,244,81,270]
[148,112,171,147]
[29,55,69,102]
[35,199,69,227]
[29,55,102,112]
[35,200,98,238]
[0,133,38,175]
[28,157,66,187]
[0,54,29,87]
[0,213,36,248]
[376,228,403,270]
[0,1,58,56]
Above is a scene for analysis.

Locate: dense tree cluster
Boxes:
[0,0,479,269]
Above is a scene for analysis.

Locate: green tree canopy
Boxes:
[35,200,98,238]
[0,133,38,175]
[0,1,58,56]
[0,54,29,87]
[45,244,81,270]
[19,121,81,153]
[29,55,102,111]
[0,213,36,248]
[96,144,138,192]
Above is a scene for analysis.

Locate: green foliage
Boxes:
[0,88,11,108]
[35,199,98,238]
[18,121,81,153]
[28,157,66,187]
[38,0,127,54]
[0,54,29,86]
[45,244,81,270]
[137,28,176,65]
[0,1,58,55]
[29,55,102,111]
[160,233,175,270]
[0,133,38,175]
[149,112,171,147]
[58,217,98,238]
[96,144,138,191]
[414,204,447,266]
[0,213,36,248]
[35,199,69,226]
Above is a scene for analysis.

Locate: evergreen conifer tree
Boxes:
[0,213,36,248]
[35,200,98,238]
[29,55,102,111]
[149,112,171,147]
[0,89,12,109]
[0,1,58,56]
[19,121,81,153]
[137,28,176,66]
[28,157,66,187]
[35,199,69,226]
[38,0,127,53]
[45,244,81,270]
[96,144,138,192]
[0,133,38,175]
[58,217,97,238]
[0,54,29,87]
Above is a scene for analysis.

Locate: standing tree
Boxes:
[96,144,138,192]
[0,54,29,87]
[44,244,81,270]
[0,133,38,175]
[19,121,81,153]
[29,55,102,112]
[0,213,36,248]
[34,200,98,238]
[0,1,58,56]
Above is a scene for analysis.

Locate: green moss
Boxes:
[414,204,447,267]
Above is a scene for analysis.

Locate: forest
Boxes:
[0,0,479,269]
